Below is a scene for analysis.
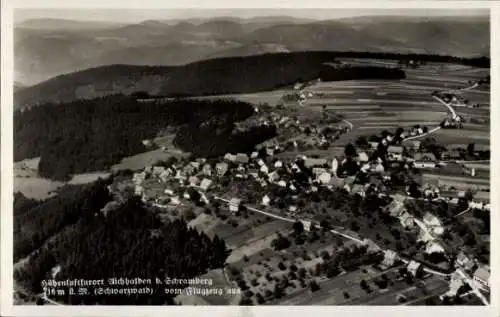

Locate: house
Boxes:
[473,265,490,291]
[358,152,369,162]
[414,152,437,161]
[361,163,371,173]
[407,261,422,276]
[382,250,398,267]
[425,241,445,254]
[183,192,191,200]
[399,210,415,228]
[289,183,298,191]
[387,146,404,160]
[251,151,259,159]
[456,251,475,271]
[199,178,212,191]
[268,171,280,182]
[413,161,437,169]
[289,205,298,213]
[274,160,283,168]
[201,164,212,176]
[372,163,385,173]
[215,162,229,176]
[278,180,287,187]
[301,220,312,232]
[228,198,242,212]
[190,161,201,170]
[387,200,405,217]
[224,153,237,162]
[312,167,327,176]
[351,184,366,198]
[266,148,275,157]
[189,176,200,186]
[235,153,249,164]
[304,158,327,168]
[442,150,461,160]
[164,188,174,196]
[369,141,379,149]
[318,172,332,185]
[170,196,181,206]
[423,212,442,228]
[262,195,271,206]
[413,141,421,151]
[363,239,381,253]
[331,158,339,173]
[260,164,269,174]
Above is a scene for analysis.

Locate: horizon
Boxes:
[14,8,489,24]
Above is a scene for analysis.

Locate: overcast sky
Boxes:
[14,8,489,23]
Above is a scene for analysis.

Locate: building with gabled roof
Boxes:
[199,178,213,191]
[229,198,242,212]
[215,162,229,176]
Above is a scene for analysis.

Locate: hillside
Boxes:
[14,186,229,305]
[15,51,489,109]
[14,15,490,85]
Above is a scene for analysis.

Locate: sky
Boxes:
[14,8,489,23]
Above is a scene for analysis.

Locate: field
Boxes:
[14,157,111,199]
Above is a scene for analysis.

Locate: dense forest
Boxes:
[15,97,257,180]
[14,196,229,305]
[14,180,112,261]
[15,51,488,107]
[174,124,277,157]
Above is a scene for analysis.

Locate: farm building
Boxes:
[228,198,242,212]
[369,142,379,149]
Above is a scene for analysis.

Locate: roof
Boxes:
[388,146,403,154]
[358,152,369,162]
[229,198,242,205]
[474,266,490,282]
[414,152,437,161]
[304,158,327,167]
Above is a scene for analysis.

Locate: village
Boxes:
[107,92,490,305]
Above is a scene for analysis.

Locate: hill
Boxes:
[14,15,489,85]
[15,51,490,109]
[14,186,229,305]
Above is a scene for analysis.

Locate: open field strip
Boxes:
[422,174,490,184]
[435,128,490,140]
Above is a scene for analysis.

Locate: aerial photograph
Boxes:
[12,8,490,306]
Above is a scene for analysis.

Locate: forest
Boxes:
[14,179,113,261]
[15,50,488,107]
[15,97,256,180]
[14,185,229,305]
